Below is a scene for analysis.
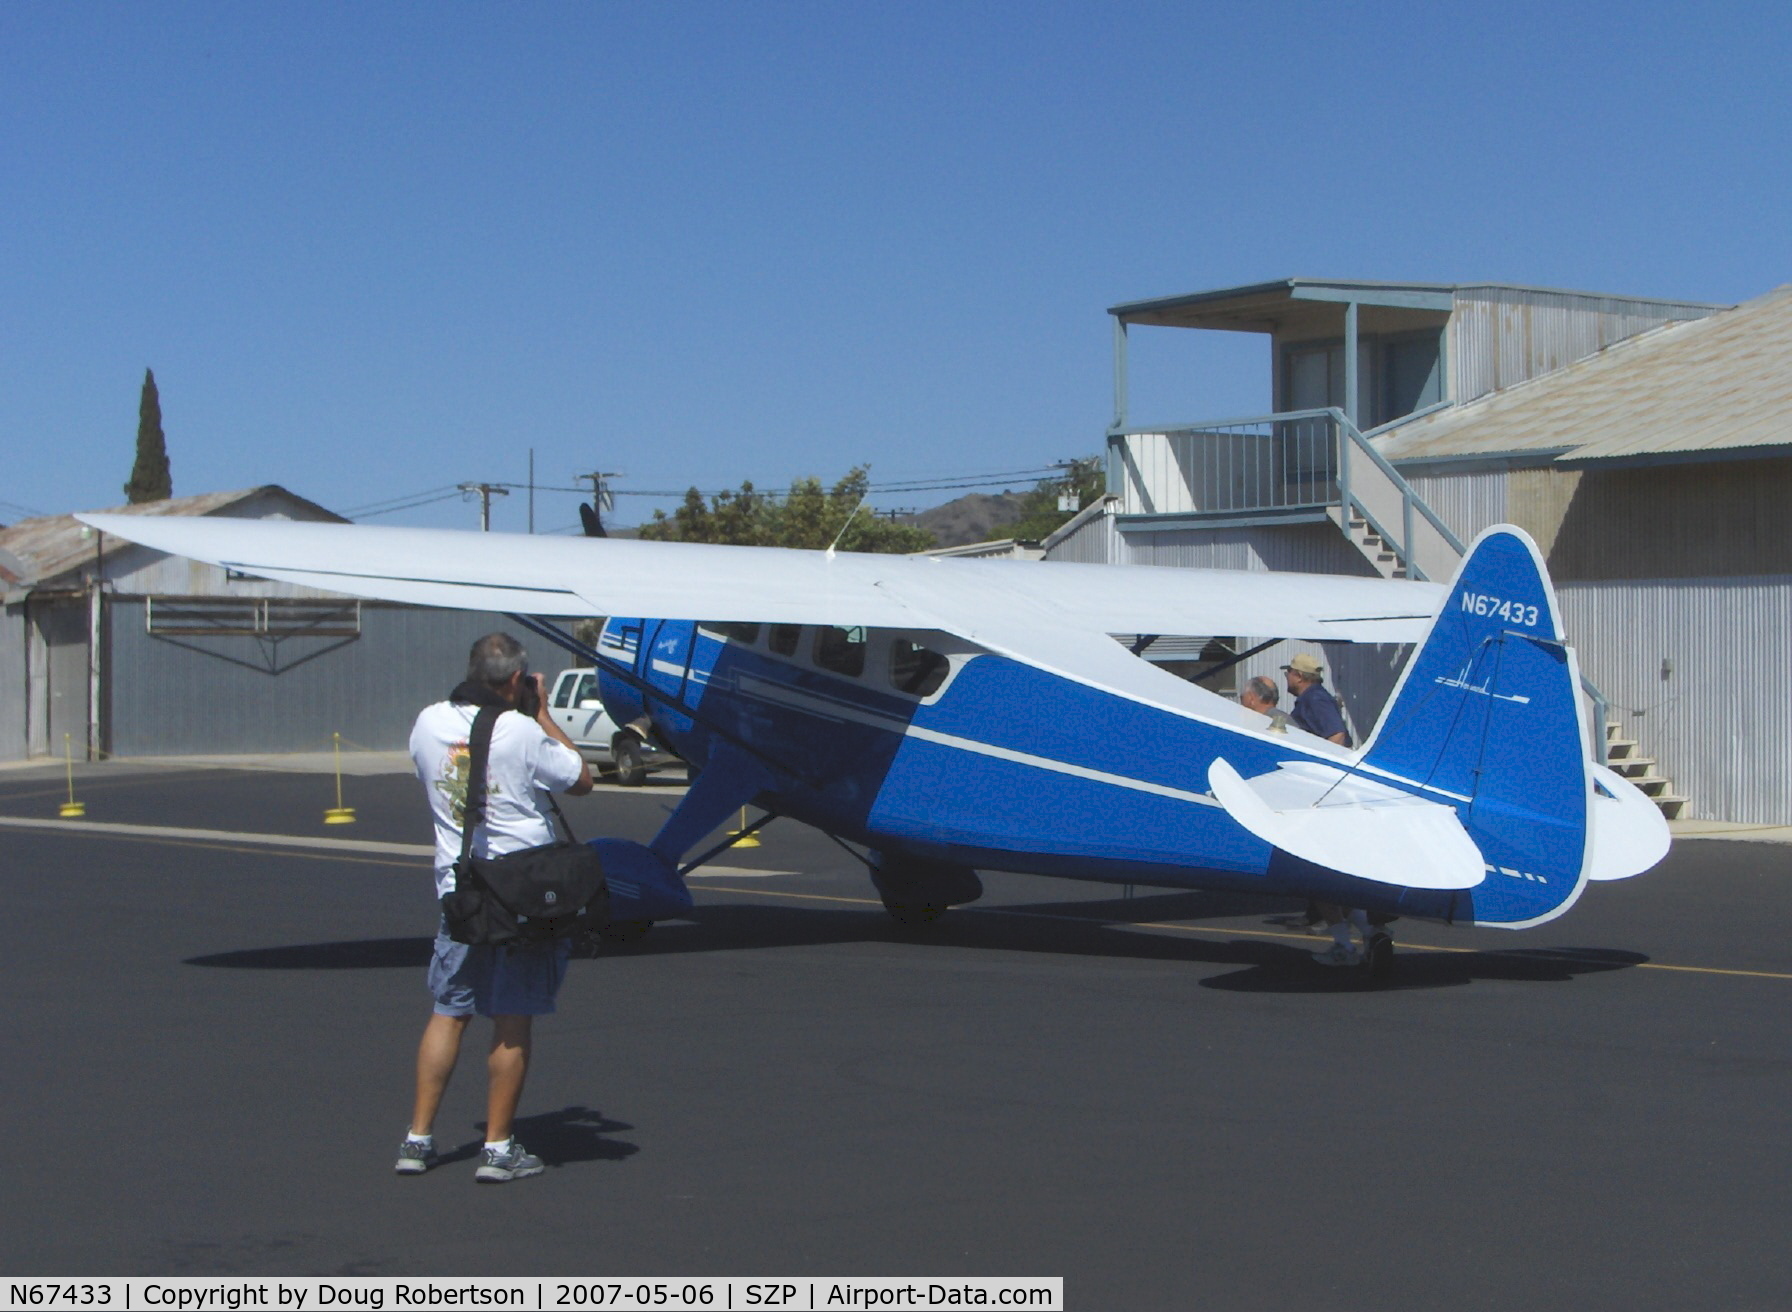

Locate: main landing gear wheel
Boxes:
[881,900,945,929]
[611,736,648,787]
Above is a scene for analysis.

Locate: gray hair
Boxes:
[466,632,528,689]
[1245,675,1279,706]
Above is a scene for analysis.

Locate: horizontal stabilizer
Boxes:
[1208,758,1486,891]
[1587,764,1671,881]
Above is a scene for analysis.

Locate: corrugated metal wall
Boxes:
[1558,575,1792,824]
[1044,507,1122,563]
[0,604,26,761]
[1399,468,1508,543]
[1123,522,1380,577]
[1450,289,1713,403]
[107,602,527,756]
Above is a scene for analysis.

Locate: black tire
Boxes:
[1363,932,1394,984]
[881,900,944,929]
[612,735,648,787]
[599,919,653,944]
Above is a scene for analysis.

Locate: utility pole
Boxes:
[458,482,510,531]
[575,471,620,538]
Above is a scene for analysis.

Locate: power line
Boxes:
[342,484,463,517]
[337,461,1080,525]
[347,489,466,520]
[0,497,48,520]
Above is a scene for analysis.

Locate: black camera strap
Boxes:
[453,704,580,879]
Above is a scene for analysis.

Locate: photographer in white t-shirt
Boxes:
[396,632,593,1183]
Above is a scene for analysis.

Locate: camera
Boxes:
[515,672,542,719]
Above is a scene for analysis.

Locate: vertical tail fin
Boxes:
[1360,527,1591,927]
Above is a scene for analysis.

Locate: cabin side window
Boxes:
[890,639,949,697]
[715,622,761,646]
[813,625,867,678]
[768,624,802,657]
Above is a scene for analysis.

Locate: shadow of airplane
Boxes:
[183,886,1649,992]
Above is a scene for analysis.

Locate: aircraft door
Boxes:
[643,618,699,739]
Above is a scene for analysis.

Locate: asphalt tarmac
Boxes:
[1,762,1789,1309]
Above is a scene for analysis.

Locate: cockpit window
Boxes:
[813,625,867,678]
[768,624,802,657]
[717,623,760,645]
[890,640,949,697]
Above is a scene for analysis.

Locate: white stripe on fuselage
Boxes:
[735,671,1222,808]
[729,660,1470,814]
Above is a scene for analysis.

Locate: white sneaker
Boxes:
[475,1140,544,1183]
[1311,943,1363,968]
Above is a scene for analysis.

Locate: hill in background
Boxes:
[903,491,1027,548]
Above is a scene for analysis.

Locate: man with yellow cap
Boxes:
[1281,652,1350,747]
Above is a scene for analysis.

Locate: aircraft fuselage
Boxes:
[594,616,1461,922]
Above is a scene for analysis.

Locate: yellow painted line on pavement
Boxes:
[0,814,789,878]
[0,813,435,856]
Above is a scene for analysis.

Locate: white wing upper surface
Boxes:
[77,514,1444,659]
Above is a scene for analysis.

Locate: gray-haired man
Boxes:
[1240,675,1290,732]
[398,632,593,1181]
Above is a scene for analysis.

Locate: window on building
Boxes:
[1282,329,1444,429]
[1381,334,1442,422]
[813,625,867,678]
[890,639,949,696]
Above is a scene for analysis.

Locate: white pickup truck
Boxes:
[545,667,681,785]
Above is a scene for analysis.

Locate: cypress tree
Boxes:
[124,368,172,503]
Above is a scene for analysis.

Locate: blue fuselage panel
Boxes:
[595,618,1364,899]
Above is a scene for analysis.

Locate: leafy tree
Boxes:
[124,368,172,503]
[1001,455,1105,542]
[640,466,935,553]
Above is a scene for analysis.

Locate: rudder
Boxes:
[1360,527,1591,927]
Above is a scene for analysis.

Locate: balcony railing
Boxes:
[1108,407,1466,582]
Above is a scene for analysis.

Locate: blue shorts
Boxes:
[428,926,570,1018]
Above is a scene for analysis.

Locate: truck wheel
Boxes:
[612,736,648,787]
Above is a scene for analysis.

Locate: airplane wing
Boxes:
[76,514,1444,649]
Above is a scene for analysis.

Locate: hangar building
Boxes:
[0,487,511,763]
[1048,278,1791,824]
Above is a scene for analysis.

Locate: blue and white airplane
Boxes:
[80,512,1669,974]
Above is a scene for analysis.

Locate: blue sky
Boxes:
[4,1,1788,532]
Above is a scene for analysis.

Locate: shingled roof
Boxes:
[0,485,343,589]
[1374,284,1792,466]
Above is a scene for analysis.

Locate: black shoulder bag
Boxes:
[440,706,610,946]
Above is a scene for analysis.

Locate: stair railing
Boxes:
[1333,408,1465,582]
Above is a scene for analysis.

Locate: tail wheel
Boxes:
[612,735,648,786]
[881,900,945,929]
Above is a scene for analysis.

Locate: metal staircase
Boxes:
[1602,719,1688,819]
